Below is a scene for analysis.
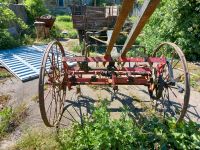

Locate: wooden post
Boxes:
[34,21,46,41]
[121,0,160,57]
[105,0,134,57]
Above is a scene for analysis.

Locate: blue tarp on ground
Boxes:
[0,45,74,82]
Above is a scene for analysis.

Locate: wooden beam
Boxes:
[121,0,160,57]
[89,36,108,44]
[105,0,134,57]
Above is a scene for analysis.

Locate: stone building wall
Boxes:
[9,4,28,23]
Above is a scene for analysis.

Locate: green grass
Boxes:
[55,15,73,30]
[14,100,200,149]
[0,103,28,139]
[0,68,11,78]
[15,128,60,150]
[71,43,83,53]
[54,15,78,39]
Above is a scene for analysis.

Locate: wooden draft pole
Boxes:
[121,0,160,57]
[105,0,134,57]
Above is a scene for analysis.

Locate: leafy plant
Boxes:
[0,103,28,139]
[53,15,78,39]
[0,107,12,139]
[0,29,20,49]
[59,100,200,149]
[24,0,48,22]
[0,4,27,30]
[0,4,28,49]
[137,0,200,61]
[0,68,12,78]
[15,128,60,150]
[71,43,83,53]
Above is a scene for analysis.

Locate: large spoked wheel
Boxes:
[39,40,67,127]
[152,42,190,123]
[56,88,91,129]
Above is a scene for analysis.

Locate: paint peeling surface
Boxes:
[0,45,74,82]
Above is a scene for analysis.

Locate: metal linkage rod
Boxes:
[105,0,134,57]
[121,0,160,57]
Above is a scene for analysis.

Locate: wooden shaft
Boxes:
[105,0,134,57]
[121,0,160,57]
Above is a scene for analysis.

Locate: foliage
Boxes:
[137,0,200,61]
[0,0,20,3]
[0,107,12,139]
[59,100,200,149]
[0,68,12,78]
[15,128,60,150]
[0,103,28,139]
[72,43,83,53]
[0,4,28,49]
[0,29,20,49]
[0,4,27,30]
[53,15,78,39]
[24,0,48,22]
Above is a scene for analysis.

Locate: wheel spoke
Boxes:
[151,42,190,123]
[39,41,67,127]
[172,60,180,69]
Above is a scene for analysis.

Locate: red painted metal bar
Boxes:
[71,77,149,85]
[63,56,166,63]
[105,0,134,56]
[121,0,160,57]
[68,67,152,74]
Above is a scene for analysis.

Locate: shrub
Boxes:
[72,43,83,53]
[0,29,20,49]
[59,100,200,149]
[0,4,27,30]
[56,15,72,22]
[52,15,78,39]
[0,103,28,139]
[24,0,48,22]
[0,4,28,49]
[68,30,78,39]
[137,0,200,61]
[0,107,12,139]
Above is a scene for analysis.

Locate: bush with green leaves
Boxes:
[0,4,27,30]
[0,104,28,139]
[0,30,20,49]
[0,107,12,139]
[0,4,28,49]
[59,100,200,149]
[137,0,200,61]
[53,15,78,39]
[24,0,48,22]
[71,43,83,53]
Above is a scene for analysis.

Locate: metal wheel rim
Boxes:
[152,42,190,123]
[39,40,66,127]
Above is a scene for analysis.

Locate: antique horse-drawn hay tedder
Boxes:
[38,0,190,128]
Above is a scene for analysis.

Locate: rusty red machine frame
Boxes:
[38,0,190,128]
